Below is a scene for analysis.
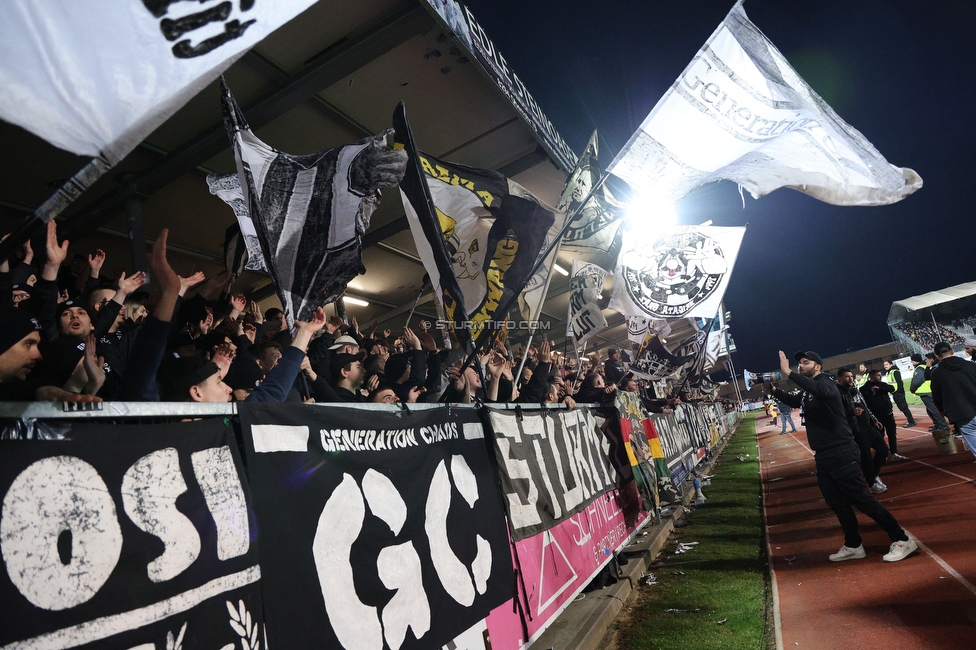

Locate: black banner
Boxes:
[486,408,618,542]
[0,418,262,649]
[238,403,512,650]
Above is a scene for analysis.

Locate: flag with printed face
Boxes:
[627,316,672,345]
[566,261,608,344]
[222,81,406,328]
[0,0,318,164]
[610,224,745,320]
[607,0,921,206]
[559,132,626,252]
[394,104,556,348]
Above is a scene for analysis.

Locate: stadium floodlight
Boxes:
[624,191,678,237]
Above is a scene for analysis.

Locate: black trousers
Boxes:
[876,411,898,454]
[816,453,907,548]
[892,392,915,423]
[853,425,888,484]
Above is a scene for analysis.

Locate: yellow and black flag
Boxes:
[394,103,555,349]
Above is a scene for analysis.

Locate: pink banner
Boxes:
[481,484,649,649]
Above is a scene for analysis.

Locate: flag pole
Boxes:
[513,331,535,390]
[0,155,113,266]
[670,315,718,398]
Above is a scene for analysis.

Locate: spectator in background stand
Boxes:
[910,353,948,431]
[883,359,917,428]
[931,341,976,458]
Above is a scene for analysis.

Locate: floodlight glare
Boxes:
[624,192,678,236]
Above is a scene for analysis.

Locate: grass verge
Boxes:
[613,414,769,650]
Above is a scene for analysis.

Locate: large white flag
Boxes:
[610,224,746,320]
[607,1,921,206]
[0,0,317,163]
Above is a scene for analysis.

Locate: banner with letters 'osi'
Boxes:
[0,418,261,649]
[239,403,513,650]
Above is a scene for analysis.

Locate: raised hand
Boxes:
[325,316,342,335]
[365,374,380,393]
[117,270,146,296]
[539,340,552,363]
[777,351,792,377]
[22,237,33,265]
[249,300,264,324]
[88,249,106,276]
[198,311,214,335]
[402,326,422,351]
[42,221,69,281]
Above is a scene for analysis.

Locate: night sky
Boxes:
[462,0,976,372]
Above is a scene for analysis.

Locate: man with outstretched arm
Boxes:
[767,350,916,563]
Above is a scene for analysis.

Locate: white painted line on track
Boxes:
[902,526,976,599]
[877,480,972,502]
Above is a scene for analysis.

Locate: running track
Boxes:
[760,406,976,649]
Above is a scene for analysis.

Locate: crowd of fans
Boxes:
[0,224,728,412]
[892,321,965,349]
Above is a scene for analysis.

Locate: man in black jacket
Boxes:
[861,368,901,461]
[931,341,976,458]
[769,350,916,563]
[836,369,889,493]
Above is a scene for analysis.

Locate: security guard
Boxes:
[909,353,948,431]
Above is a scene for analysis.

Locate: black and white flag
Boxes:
[610,224,745,320]
[0,418,262,650]
[222,80,406,328]
[607,1,922,206]
[0,0,317,163]
[238,403,513,650]
[628,336,693,381]
[566,260,608,344]
[209,172,268,273]
[558,132,625,252]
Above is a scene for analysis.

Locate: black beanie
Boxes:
[0,306,42,355]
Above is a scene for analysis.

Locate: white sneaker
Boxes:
[883,538,918,562]
[869,478,888,494]
[829,545,867,562]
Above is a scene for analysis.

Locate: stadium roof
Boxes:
[887,281,976,323]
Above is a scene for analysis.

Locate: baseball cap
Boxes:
[934,341,952,356]
[330,351,365,380]
[329,334,359,351]
[0,306,42,356]
[793,351,824,365]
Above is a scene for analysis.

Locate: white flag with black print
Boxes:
[607,0,921,207]
[566,261,608,344]
[207,173,268,273]
[610,224,745,320]
[627,316,671,345]
[0,0,318,164]
[221,80,406,328]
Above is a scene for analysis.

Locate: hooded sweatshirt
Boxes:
[931,356,976,425]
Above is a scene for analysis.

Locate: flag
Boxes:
[566,261,608,344]
[394,103,555,348]
[222,222,248,276]
[558,132,625,252]
[607,1,922,206]
[674,327,709,389]
[627,316,671,345]
[517,206,567,326]
[208,172,267,273]
[610,224,745,320]
[0,0,318,164]
[628,336,692,381]
[221,81,406,328]
[705,324,730,368]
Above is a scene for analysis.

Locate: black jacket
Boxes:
[772,371,858,459]
[931,356,976,425]
[860,380,895,417]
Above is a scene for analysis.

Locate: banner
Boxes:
[486,408,618,542]
[239,403,513,650]
[395,104,556,347]
[616,391,680,507]
[0,418,262,649]
[566,260,609,344]
[557,131,625,252]
[610,224,745,320]
[208,172,268,272]
[0,0,316,162]
[222,81,406,328]
[606,0,921,206]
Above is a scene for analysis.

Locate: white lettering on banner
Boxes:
[122,449,201,583]
[312,461,492,650]
[493,410,616,535]
[1,447,251,613]
[319,425,458,452]
[1,456,123,611]
[191,446,250,561]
